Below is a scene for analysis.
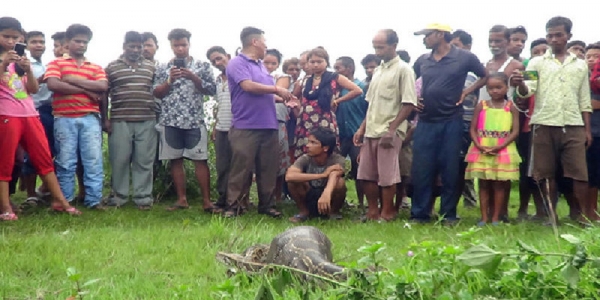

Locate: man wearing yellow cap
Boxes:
[410,23,488,224]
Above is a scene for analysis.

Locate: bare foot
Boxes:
[380,212,397,222]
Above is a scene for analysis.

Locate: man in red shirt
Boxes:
[45,24,108,210]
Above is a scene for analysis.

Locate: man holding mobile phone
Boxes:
[514,16,595,224]
[153,28,217,213]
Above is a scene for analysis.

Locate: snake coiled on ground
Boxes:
[216,226,346,280]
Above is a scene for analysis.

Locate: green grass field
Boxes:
[2,176,593,299]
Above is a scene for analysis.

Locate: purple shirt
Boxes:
[226,53,278,130]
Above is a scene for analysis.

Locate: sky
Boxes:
[5,0,599,79]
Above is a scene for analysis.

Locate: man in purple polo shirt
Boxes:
[224,26,294,218]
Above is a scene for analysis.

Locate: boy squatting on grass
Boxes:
[285,128,347,222]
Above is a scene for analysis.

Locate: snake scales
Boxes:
[216,226,346,280]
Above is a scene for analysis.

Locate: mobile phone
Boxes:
[14,42,27,56]
[173,58,186,68]
[521,70,539,81]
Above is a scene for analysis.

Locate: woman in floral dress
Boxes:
[292,47,362,159]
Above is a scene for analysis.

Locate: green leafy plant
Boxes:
[65,267,100,300]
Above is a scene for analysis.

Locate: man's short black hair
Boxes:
[141,32,158,46]
[490,24,510,40]
[546,16,573,34]
[167,28,191,41]
[396,50,410,63]
[509,26,528,37]
[567,40,586,49]
[25,31,44,43]
[51,31,66,43]
[530,38,548,50]
[361,54,381,66]
[310,128,337,156]
[240,26,264,47]
[451,29,472,46]
[65,24,93,41]
[0,17,22,32]
[206,46,227,60]
[336,56,355,72]
[123,31,143,44]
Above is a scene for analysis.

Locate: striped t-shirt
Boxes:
[105,57,157,121]
[44,55,107,117]
[214,74,232,131]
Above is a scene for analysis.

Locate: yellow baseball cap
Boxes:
[414,23,453,35]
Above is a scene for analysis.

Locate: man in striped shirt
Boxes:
[45,24,108,210]
[207,46,232,211]
[103,31,157,210]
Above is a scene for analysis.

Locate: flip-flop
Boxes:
[49,205,82,215]
[204,205,224,214]
[0,212,18,221]
[166,204,189,211]
[223,209,242,218]
[289,214,309,223]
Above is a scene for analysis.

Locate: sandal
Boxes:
[20,197,42,210]
[166,204,189,211]
[64,207,82,215]
[50,205,82,215]
[223,209,243,218]
[0,212,18,221]
[289,214,309,223]
[204,205,224,214]
[36,187,51,198]
[258,208,282,218]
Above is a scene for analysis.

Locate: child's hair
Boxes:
[361,54,381,66]
[310,127,336,155]
[486,73,509,100]
[0,17,22,33]
[530,38,547,51]
[585,43,600,52]
[266,49,283,64]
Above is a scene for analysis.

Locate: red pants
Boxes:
[0,116,54,181]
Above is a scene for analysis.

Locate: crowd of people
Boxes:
[1,15,600,226]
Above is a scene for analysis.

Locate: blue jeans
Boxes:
[410,118,462,221]
[54,114,104,207]
[22,104,55,175]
